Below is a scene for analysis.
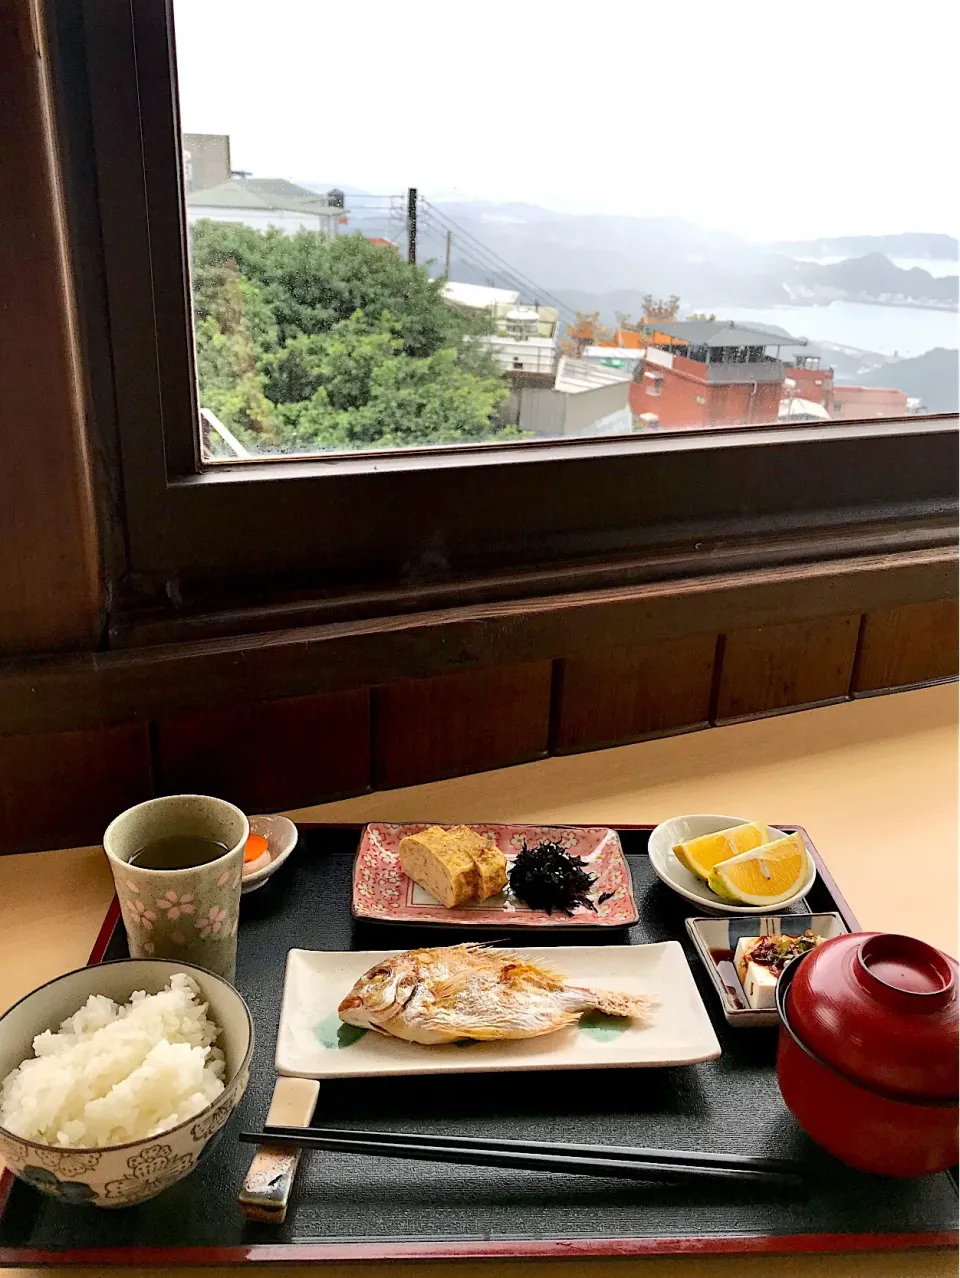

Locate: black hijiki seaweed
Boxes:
[508,840,606,915]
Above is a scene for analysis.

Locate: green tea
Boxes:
[128,834,229,871]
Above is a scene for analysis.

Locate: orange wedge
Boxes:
[708,832,809,905]
[672,821,774,883]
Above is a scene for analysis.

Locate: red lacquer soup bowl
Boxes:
[775,933,959,1178]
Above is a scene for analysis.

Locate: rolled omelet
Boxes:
[398,825,507,908]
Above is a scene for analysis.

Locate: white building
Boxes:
[442,281,520,312]
[502,357,632,438]
[483,335,558,375]
[186,179,347,237]
[580,343,646,373]
[442,280,560,375]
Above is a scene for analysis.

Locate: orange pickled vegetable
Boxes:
[244,833,269,864]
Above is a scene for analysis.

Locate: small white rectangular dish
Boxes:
[276,944,721,1079]
[685,912,849,1027]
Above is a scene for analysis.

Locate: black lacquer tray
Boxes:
[1,823,956,1266]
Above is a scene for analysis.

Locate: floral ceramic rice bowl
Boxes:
[0,959,253,1208]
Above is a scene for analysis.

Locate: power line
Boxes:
[419,198,576,321]
[419,212,575,324]
[418,210,513,283]
[419,211,534,298]
[418,208,529,289]
[421,202,546,298]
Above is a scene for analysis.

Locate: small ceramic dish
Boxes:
[352,822,639,927]
[686,911,848,1026]
[241,814,299,894]
[647,814,816,915]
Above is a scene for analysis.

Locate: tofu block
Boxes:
[734,936,779,1010]
[398,825,507,908]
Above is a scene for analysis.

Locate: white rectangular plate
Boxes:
[276,944,721,1079]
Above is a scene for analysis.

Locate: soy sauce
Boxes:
[128,835,229,871]
[710,947,748,1009]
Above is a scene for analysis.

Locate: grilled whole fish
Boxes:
[337,944,653,1044]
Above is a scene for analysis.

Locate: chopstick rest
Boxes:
[238,1077,320,1222]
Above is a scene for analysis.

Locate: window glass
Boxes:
[173,1,958,460]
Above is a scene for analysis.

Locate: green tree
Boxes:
[188,221,512,453]
[271,314,510,452]
[191,257,278,444]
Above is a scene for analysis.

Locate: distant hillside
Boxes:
[857,348,959,413]
[300,187,957,316]
[772,233,958,260]
[791,254,958,308]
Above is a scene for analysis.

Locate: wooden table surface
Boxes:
[1,684,956,1278]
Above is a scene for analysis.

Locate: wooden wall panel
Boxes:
[155,690,371,813]
[373,662,553,789]
[852,600,959,694]
[714,615,861,723]
[552,634,717,754]
[0,724,152,856]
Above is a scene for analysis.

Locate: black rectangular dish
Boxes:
[1,823,956,1266]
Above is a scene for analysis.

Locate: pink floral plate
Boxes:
[352,823,639,927]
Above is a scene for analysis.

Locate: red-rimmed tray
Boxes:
[352,821,639,926]
[0,823,956,1267]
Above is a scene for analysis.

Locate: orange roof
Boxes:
[567,320,595,340]
[615,328,644,349]
[645,327,687,347]
[594,329,643,349]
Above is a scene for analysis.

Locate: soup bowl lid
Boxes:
[781,931,959,1102]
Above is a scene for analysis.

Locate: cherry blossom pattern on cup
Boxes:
[196,904,228,938]
[127,898,157,930]
[156,890,195,921]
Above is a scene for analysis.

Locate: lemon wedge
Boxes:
[708,832,809,906]
[672,821,774,883]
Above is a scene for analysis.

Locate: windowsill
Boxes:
[178,413,957,483]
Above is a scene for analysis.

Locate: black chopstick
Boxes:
[239,1126,805,1190]
[258,1123,800,1173]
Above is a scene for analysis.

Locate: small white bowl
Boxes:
[241,814,299,894]
[0,959,253,1208]
[647,813,816,915]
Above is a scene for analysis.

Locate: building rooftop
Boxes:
[779,396,831,420]
[555,357,633,393]
[594,328,645,350]
[442,281,520,310]
[649,320,807,349]
[186,178,341,214]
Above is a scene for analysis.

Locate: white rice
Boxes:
[0,974,225,1148]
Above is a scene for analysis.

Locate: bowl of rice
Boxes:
[0,959,253,1208]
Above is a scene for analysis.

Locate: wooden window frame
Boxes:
[45,0,958,646]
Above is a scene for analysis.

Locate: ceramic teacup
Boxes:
[103,796,249,981]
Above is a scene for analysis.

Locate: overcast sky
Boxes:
[174,0,957,243]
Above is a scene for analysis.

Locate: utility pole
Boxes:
[444,229,452,277]
[407,187,417,265]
